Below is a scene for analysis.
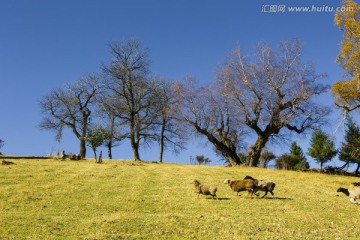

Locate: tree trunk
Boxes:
[107,142,112,159]
[158,119,166,163]
[79,137,86,159]
[248,136,268,167]
[130,138,140,161]
[130,132,141,161]
[223,149,241,166]
[158,137,164,163]
[80,110,90,159]
[356,163,360,174]
[129,114,141,161]
[193,125,241,166]
[97,151,103,163]
[92,147,97,160]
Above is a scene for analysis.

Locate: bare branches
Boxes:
[102,40,155,161]
[217,39,330,166]
[39,74,103,158]
[175,76,246,166]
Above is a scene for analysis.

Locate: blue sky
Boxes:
[0,0,356,167]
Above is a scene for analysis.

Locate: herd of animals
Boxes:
[192,176,360,205]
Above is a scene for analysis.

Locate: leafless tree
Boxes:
[96,95,122,159]
[102,39,156,161]
[39,74,102,158]
[175,76,247,166]
[152,79,188,163]
[217,39,330,166]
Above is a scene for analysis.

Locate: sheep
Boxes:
[61,150,68,160]
[244,176,276,199]
[223,179,255,197]
[337,182,360,205]
[191,180,217,199]
[2,159,15,165]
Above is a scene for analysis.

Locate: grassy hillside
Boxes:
[1,159,359,239]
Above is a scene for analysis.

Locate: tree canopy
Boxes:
[217,39,330,166]
[175,77,246,166]
[86,125,107,160]
[275,141,309,170]
[339,117,360,173]
[39,74,102,158]
[331,0,360,112]
[102,40,156,161]
[307,129,337,170]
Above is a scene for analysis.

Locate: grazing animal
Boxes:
[70,154,81,160]
[192,180,217,199]
[223,179,255,197]
[61,150,68,160]
[337,182,360,205]
[244,176,276,199]
[2,159,15,165]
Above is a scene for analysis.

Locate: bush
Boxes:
[276,154,309,170]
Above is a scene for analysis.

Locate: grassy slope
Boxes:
[1,159,360,240]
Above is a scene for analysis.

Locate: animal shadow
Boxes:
[216,197,231,201]
[204,197,231,200]
[260,197,293,200]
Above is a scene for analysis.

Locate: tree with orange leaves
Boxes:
[331,0,360,112]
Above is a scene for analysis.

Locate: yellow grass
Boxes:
[1,159,360,239]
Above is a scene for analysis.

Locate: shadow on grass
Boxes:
[237,196,294,200]
[203,197,292,201]
[203,197,231,200]
[257,197,293,200]
[216,197,231,201]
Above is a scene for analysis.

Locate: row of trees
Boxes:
[38,0,360,167]
[260,116,360,173]
[274,130,337,171]
[39,38,331,166]
[176,39,331,167]
[274,142,309,170]
[39,40,187,163]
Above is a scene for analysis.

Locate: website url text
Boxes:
[261,5,354,13]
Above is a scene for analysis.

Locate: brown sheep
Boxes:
[223,179,255,197]
[191,180,217,199]
[244,176,276,198]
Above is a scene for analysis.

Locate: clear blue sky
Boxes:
[0,0,356,167]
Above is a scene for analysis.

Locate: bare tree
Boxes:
[39,74,102,158]
[96,95,122,159]
[102,39,156,161]
[152,79,188,163]
[217,39,330,166]
[175,76,246,166]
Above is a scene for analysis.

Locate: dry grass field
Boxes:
[1,159,360,239]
